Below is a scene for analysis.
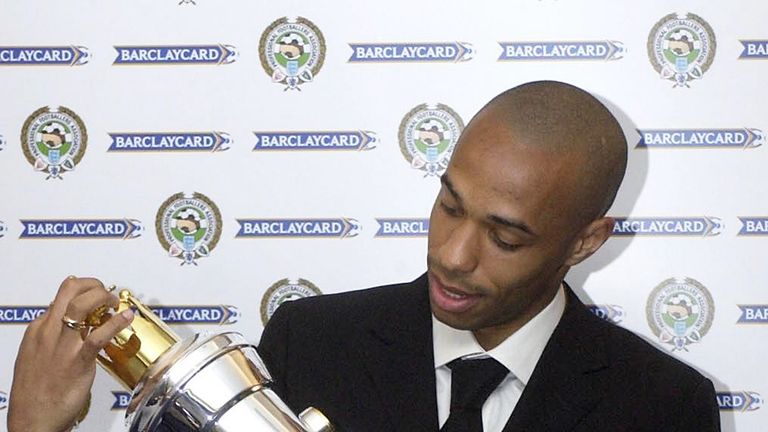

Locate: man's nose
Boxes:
[438,220,479,273]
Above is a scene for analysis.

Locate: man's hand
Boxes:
[7,276,134,432]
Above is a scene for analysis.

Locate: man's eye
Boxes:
[491,232,520,251]
[440,201,460,216]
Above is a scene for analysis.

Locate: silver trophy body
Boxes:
[89,290,332,432]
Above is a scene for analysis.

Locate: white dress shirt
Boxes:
[432,286,566,432]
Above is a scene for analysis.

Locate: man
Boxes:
[8,81,720,432]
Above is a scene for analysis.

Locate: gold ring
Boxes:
[62,315,87,331]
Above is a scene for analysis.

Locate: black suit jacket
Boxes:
[257,274,720,431]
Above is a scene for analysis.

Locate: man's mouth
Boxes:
[429,272,482,314]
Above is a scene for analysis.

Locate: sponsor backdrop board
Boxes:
[0,1,766,430]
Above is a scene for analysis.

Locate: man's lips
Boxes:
[429,273,482,314]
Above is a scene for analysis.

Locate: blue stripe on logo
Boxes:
[717,392,763,411]
[19,219,143,239]
[612,217,721,236]
[0,46,89,65]
[737,305,768,323]
[636,129,764,148]
[498,41,623,61]
[739,40,768,59]
[375,218,429,237]
[0,307,47,323]
[738,217,768,235]
[348,42,473,62]
[236,219,360,238]
[113,45,237,65]
[108,132,230,152]
[253,131,377,151]
[149,305,239,324]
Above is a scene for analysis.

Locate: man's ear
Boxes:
[565,217,615,266]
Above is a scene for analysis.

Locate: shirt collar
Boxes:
[432,285,566,386]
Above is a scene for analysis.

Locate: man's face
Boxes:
[427,110,586,341]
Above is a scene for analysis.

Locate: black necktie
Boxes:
[440,357,509,432]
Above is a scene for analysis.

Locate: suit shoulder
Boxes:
[591,312,710,384]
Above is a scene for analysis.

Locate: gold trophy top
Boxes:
[86,289,180,390]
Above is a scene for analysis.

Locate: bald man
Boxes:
[257,82,720,431]
[8,81,719,432]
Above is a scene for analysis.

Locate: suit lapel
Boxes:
[503,286,610,432]
[357,274,439,431]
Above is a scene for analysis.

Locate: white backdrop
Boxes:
[1,1,766,431]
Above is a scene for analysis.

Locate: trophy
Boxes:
[85,288,333,432]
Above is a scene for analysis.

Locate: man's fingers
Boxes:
[49,277,107,321]
[64,288,119,322]
[79,309,134,361]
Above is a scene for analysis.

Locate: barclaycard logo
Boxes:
[19,219,143,239]
[498,41,624,61]
[253,131,377,151]
[108,132,230,152]
[0,305,239,325]
[375,218,429,237]
[717,391,763,412]
[348,42,474,62]
[0,307,47,323]
[113,45,237,65]
[149,305,240,325]
[0,133,5,150]
[739,40,768,59]
[0,220,6,238]
[112,391,131,410]
[0,390,8,410]
[587,305,625,324]
[737,305,768,323]
[236,218,360,238]
[612,217,721,236]
[636,128,763,148]
[0,46,89,66]
[738,217,768,235]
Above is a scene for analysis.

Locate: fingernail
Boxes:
[121,309,134,321]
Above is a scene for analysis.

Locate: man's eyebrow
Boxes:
[440,174,463,205]
[488,214,537,237]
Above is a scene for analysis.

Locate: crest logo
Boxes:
[253,131,376,151]
[349,42,474,63]
[637,128,763,148]
[399,103,464,177]
[0,46,89,66]
[21,106,87,179]
[738,217,768,235]
[108,132,230,152]
[261,278,322,325]
[375,218,429,237]
[612,217,721,237]
[156,192,222,265]
[499,40,624,61]
[149,305,240,324]
[646,277,715,352]
[19,219,142,239]
[113,45,237,65]
[717,392,763,412]
[587,304,625,324]
[236,218,360,238]
[0,306,47,323]
[259,17,326,90]
[648,13,716,87]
